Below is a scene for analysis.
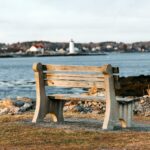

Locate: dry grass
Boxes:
[0,112,149,150]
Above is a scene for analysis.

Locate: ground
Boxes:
[0,112,150,150]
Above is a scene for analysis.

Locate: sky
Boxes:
[0,0,150,43]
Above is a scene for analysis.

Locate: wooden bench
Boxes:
[32,63,137,130]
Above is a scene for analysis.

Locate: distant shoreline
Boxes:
[0,53,107,58]
[1,51,150,58]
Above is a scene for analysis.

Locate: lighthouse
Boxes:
[69,39,75,53]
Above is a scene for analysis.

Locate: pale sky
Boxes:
[0,0,150,43]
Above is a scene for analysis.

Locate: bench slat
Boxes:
[45,79,105,88]
[48,94,105,102]
[116,97,140,104]
[43,64,105,72]
[44,73,105,82]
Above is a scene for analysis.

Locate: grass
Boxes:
[0,112,149,150]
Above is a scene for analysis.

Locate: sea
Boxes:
[0,52,150,99]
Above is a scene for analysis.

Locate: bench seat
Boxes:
[48,94,105,102]
[48,94,140,128]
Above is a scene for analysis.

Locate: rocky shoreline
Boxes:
[0,52,107,58]
[0,96,149,117]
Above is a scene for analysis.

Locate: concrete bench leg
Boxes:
[102,66,119,130]
[49,100,65,123]
[119,103,133,127]
[32,96,49,123]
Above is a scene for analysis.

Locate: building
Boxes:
[27,44,44,54]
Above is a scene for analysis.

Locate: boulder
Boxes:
[19,102,33,112]
[14,100,25,107]
[16,96,33,103]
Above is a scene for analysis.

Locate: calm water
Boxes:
[0,53,150,99]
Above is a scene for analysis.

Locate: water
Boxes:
[0,53,150,99]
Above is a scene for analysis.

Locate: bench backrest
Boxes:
[33,63,119,93]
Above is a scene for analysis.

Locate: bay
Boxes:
[0,53,150,99]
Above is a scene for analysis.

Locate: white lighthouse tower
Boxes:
[69,39,75,54]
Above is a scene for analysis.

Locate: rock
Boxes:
[14,100,25,107]
[16,96,33,103]
[84,107,92,113]
[145,111,150,117]
[134,97,150,116]
[92,102,97,106]
[68,105,76,110]
[143,95,149,98]
[92,110,99,114]
[73,105,83,112]
[9,106,20,115]
[0,108,9,115]
[140,99,145,104]
[19,103,33,112]
[65,101,72,106]
[83,103,89,107]
[63,106,69,112]
[87,102,92,106]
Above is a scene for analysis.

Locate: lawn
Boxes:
[0,112,149,150]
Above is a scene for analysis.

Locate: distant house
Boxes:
[106,45,113,49]
[27,44,44,54]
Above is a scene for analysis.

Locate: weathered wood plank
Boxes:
[44,73,105,82]
[48,94,105,102]
[45,79,105,88]
[43,64,105,72]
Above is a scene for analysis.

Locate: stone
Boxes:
[16,96,33,103]
[68,105,76,110]
[83,103,89,107]
[140,99,145,104]
[0,108,9,115]
[63,106,69,112]
[14,100,25,107]
[73,105,83,112]
[145,111,150,117]
[88,102,92,106]
[19,103,33,112]
[84,107,92,113]
[92,110,99,114]
[92,101,97,106]
[9,106,20,115]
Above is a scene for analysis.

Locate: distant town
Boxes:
[0,40,150,57]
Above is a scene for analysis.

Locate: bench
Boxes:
[32,63,137,129]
